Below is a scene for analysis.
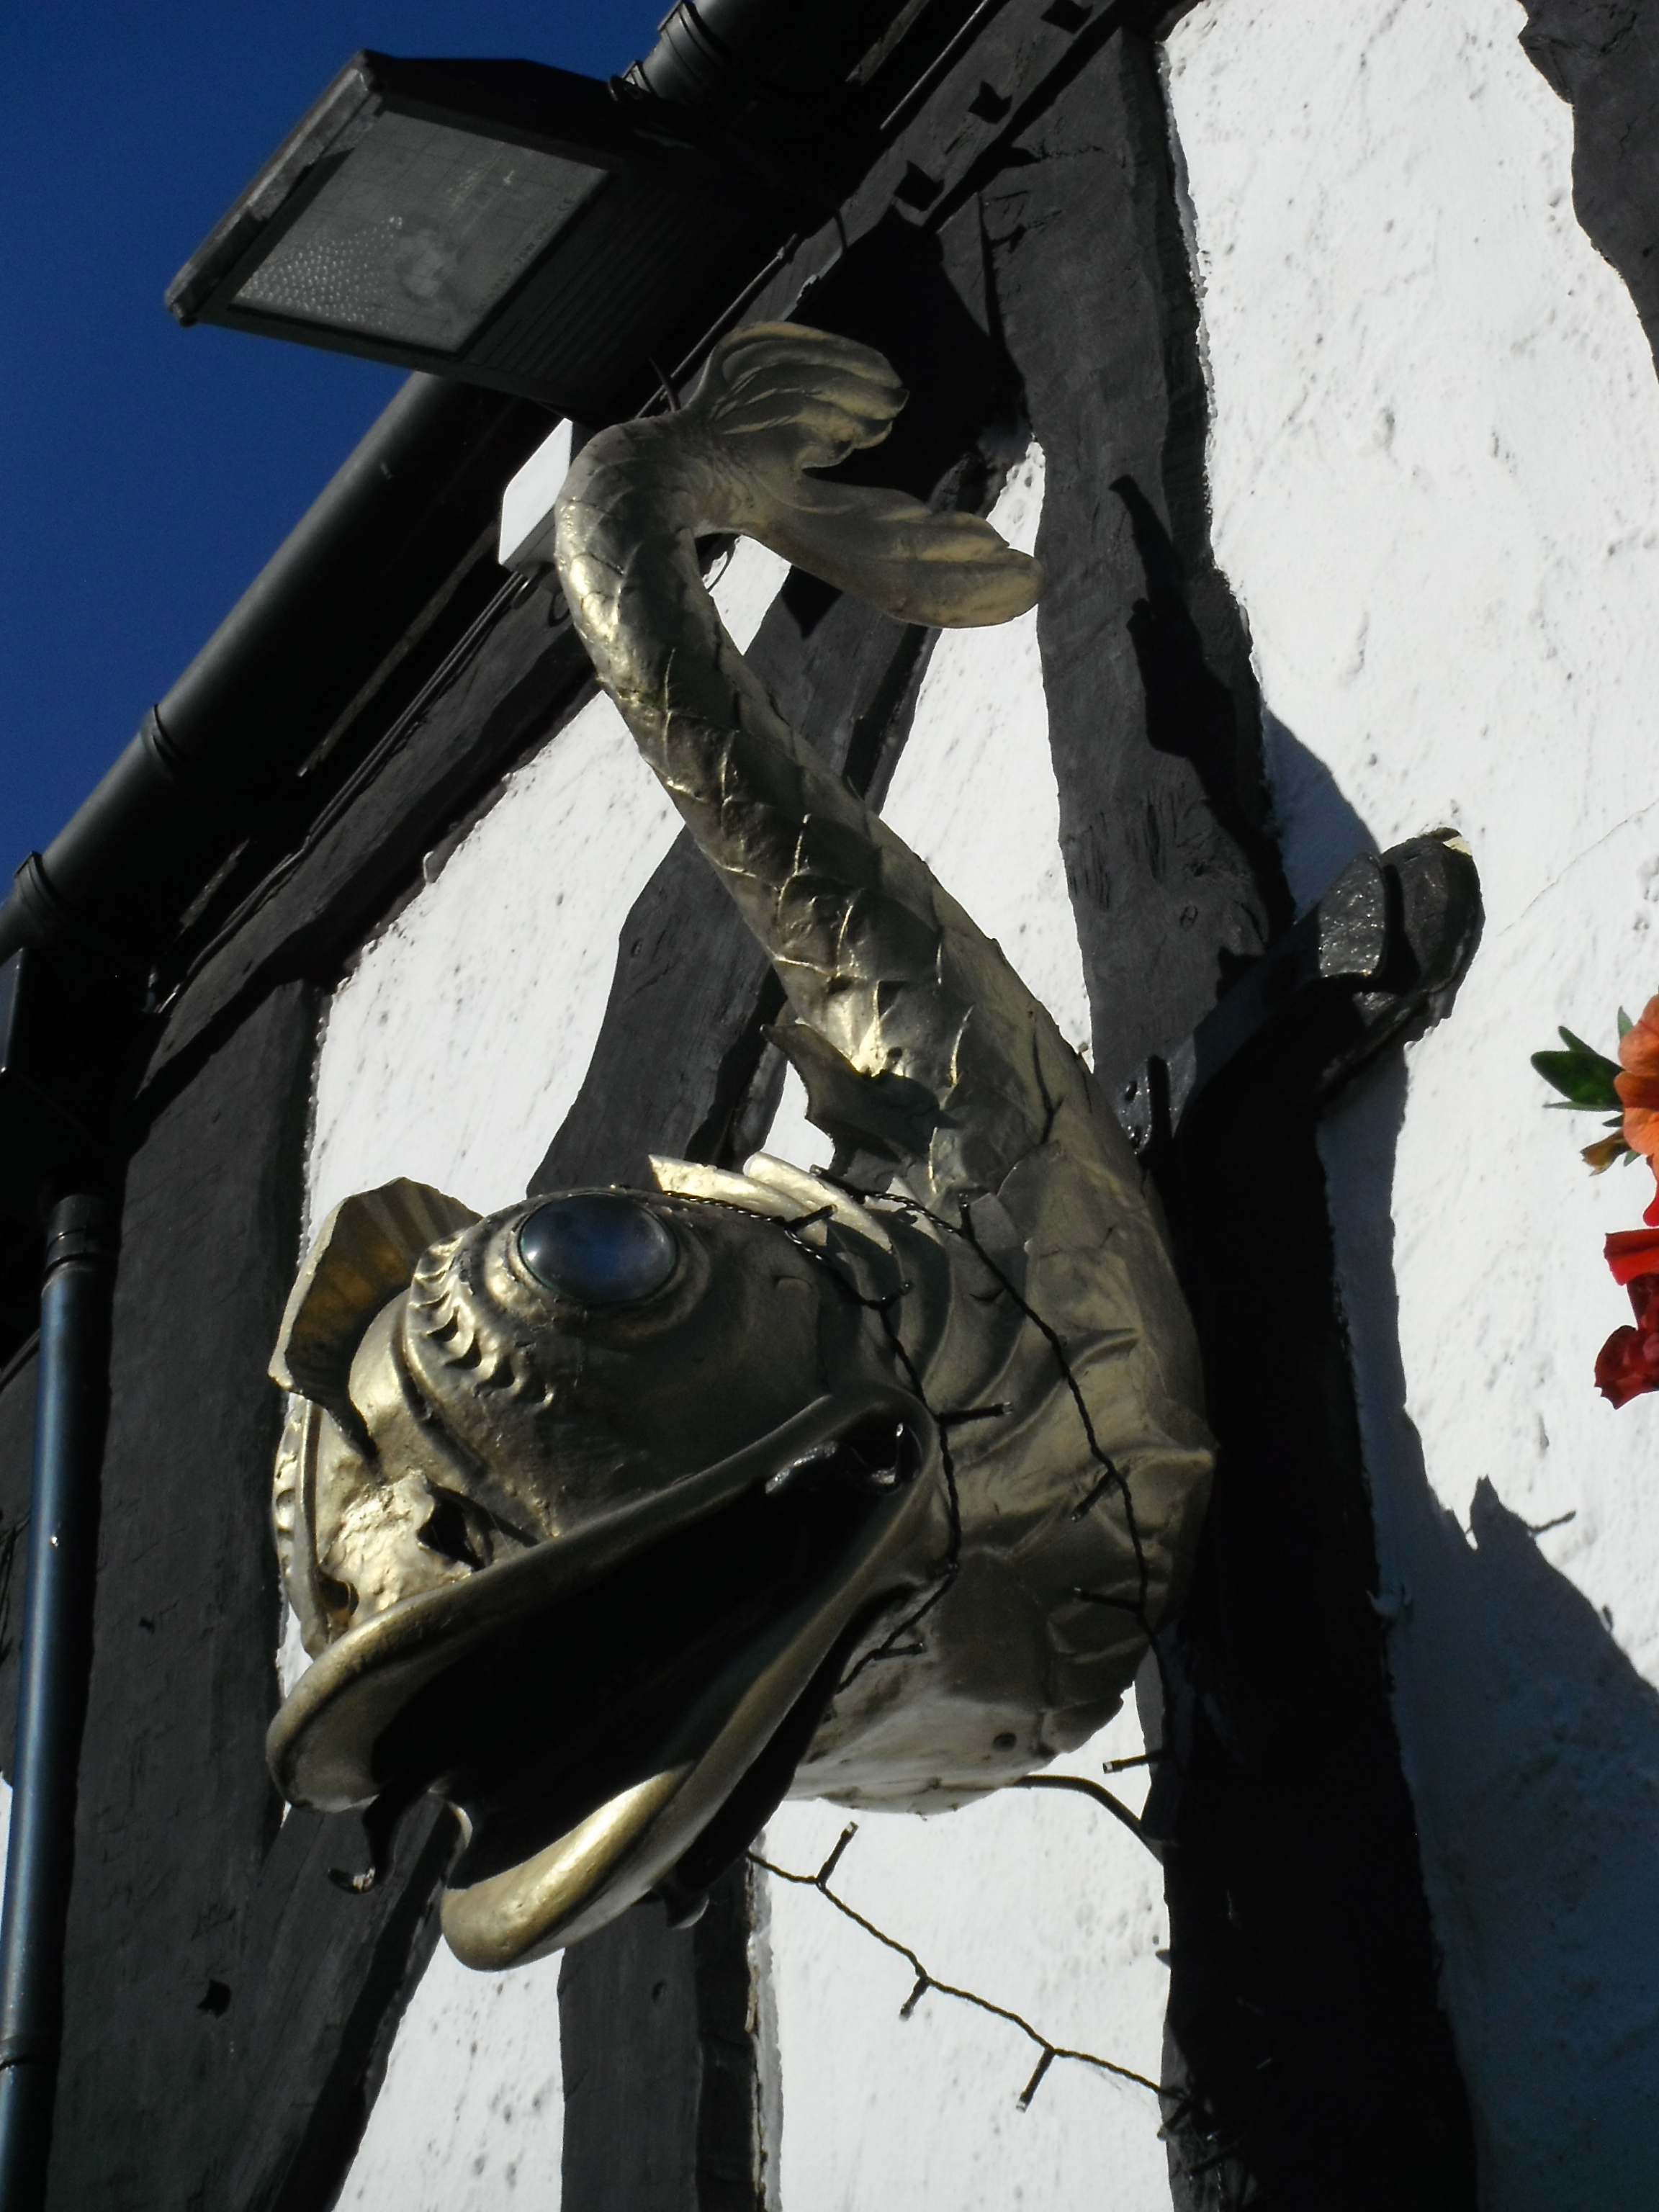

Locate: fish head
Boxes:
[266,1179,949,1967]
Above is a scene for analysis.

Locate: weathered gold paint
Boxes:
[266,325,1213,1968]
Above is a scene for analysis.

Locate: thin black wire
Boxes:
[770,1209,968,1689]
[767,1175,1174,1744]
[752,1822,1170,2107]
[932,1190,1151,1624]
[876,0,1017,134]
[832,1174,1179,1742]
[647,357,683,413]
[1012,1771,1155,1853]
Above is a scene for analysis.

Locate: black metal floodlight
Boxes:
[167,53,806,421]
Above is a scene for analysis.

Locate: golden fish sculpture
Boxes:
[266,324,1213,1970]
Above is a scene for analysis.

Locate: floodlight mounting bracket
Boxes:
[165,53,822,422]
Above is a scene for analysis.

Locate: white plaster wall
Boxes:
[881,449,1093,1062]
[340,1946,565,2212]
[761,1706,1168,2212]
[761,451,1172,2211]
[1166,3,1659,2200]
[311,541,787,2210]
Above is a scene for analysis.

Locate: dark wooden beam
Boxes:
[984,28,1477,2206]
[1519,0,1659,380]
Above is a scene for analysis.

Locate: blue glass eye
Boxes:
[517,1195,678,1305]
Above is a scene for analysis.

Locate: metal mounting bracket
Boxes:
[1115,831,1483,1157]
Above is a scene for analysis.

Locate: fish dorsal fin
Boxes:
[741,1154,893,1252]
[648,1153,891,1254]
[647,1156,799,1219]
[271,1178,480,1416]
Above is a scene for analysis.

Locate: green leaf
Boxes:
[1619,1007,1635,1038]
[1559,1026,1610,1058]
[1532,1035,1624,1109]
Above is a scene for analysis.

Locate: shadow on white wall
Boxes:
[1326,1049,1659,2206]
[1272,704,1659,2204]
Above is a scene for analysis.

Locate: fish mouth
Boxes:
[267,1382,940,1967]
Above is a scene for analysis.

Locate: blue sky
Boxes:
[0,2,667,878]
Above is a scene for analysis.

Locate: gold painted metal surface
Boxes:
[266,325,1213,1968]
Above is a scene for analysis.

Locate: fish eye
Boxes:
[516,1194,679,1306]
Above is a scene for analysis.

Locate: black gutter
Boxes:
[636,0,902,165]
[0,0,981,986]
[0,376,552,975]
[0,1196,117,2200]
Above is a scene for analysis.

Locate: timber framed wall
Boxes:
[3,0,1659,2204]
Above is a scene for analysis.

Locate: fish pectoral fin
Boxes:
[647,1156,801,1219]
[271,1177,480,1417]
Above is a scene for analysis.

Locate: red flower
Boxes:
[1617,994,1659,1161]
[1598,1270,1659,1406]
[1606,1225,1659,1283]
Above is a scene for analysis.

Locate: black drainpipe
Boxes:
[0,1195,117,2198]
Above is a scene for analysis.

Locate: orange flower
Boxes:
[1617,994,1659,1159]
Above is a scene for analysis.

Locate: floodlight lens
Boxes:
[233,112,604,351]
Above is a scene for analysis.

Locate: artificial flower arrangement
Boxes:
[1534,997,1659,1405]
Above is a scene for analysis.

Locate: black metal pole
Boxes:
[0,1195,117,2208]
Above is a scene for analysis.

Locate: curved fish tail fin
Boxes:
[554,320,1076,1203]
[748,477,1042,631]
[688,323,1043,630]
